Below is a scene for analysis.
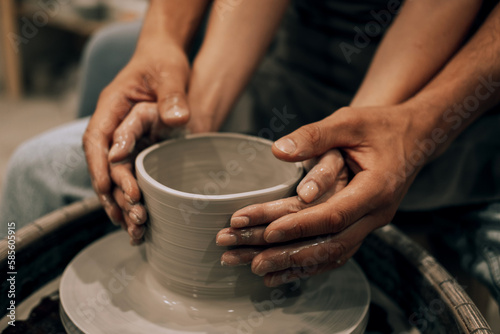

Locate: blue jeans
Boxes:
[442,203,500,303]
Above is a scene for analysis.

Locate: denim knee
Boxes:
[0,118,93,233]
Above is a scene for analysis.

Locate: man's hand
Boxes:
[217,104,425,286]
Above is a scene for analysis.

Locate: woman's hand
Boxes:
[107,101,182,245]
[82,27,192,244]
[217,103,427,286]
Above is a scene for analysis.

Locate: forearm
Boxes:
[351,0,482,107]
[188,0,290,131]
[408,2,500,159]
[137,0,210,51]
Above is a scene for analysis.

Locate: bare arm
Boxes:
[409,2,500,158]
[351,0,483,107]
[188,0,290,132]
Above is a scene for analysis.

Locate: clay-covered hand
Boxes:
[83,35,191,245]
[217,104,426,286]
[107,101,184,245]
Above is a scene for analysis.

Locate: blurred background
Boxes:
[0,0,147,200]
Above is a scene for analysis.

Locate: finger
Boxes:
[296,150,347,203]
[157,66,190,127]
[109,163,148,225]
[109,162,142,208]
[108,102,160,162]
[263,244,361,287]
[110,181,147,227]
[253,214,380,277]
[263,171,383,243]
[113,187,145,240]
[271,108,359,161]
[99,192,126,229]
[230,197,309,229]
[229,160,348,230]
[220,248,263,266]
[83,90,134,220]
[216,226,268,246]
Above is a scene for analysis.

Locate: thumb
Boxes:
[157,67,190,127]
[272,108,354,162]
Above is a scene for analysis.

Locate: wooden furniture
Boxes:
[0,0,22,99]
[0,0,143,100]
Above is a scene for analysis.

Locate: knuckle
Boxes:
[160,91,186,103]
[287,251,300,268]
[250,204,266,218]
[294,220,309,238]
[329,208,350,232]
[324,149,344,167]
[377,210,396,226]
[371,172,399,206]
[299,123,323,147]
[315,165,336,184]
[324,240,348,262]
[289,200,306,213]
[133,101,154,115]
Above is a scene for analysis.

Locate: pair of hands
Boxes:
[83,36,197,244]
[216,105,425,286]
[83,34,424,286]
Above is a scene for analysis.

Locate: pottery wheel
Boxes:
[60,231,370,333]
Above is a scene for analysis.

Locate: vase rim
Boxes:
[135,132,304,202]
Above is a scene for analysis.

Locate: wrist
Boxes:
[188,57,244,133]
[138,0,209,51]
[403,95,457,161]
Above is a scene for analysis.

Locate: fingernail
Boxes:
[265,230,285,243]
[124,193,136,205]
[297,180,319,203]
[164,106,188,120]
[216,233,238,246]
[100,194,113,209]
[231,216,249,228]
[254,260,275,276]
[108,142,120,160]
[274,138,296,154]
[220,253,242,266]
[129,211,142,225]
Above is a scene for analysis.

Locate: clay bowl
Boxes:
[135,133,303,298]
